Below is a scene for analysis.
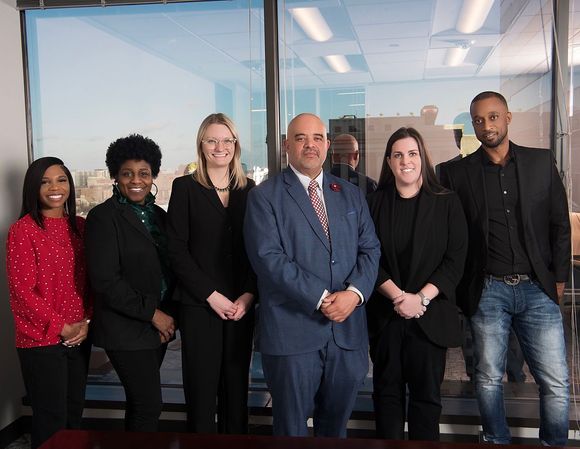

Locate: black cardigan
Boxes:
[85,196,174,351]
[366,184,468,348]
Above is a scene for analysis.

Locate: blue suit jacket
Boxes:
[244,168,380,356]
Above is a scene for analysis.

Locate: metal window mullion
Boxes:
[264,0,281,176]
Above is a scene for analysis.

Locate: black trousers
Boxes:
[180,304,254,434]
[370,318,446,441]
[18,341,90,449]
[106,345,166,432]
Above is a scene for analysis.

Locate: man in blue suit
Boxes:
[244,113,380,437]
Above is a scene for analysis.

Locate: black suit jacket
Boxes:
[440,143,571,317]
[85,196,173,351]
[366,184,468,348]
[166,175,256,307]
[435,154,462,181]
[330,163,377,195]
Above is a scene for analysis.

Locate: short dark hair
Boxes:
[377,127,445,195]
[20,156,79,234]
[105,134,162,179]
[470,91,509,110]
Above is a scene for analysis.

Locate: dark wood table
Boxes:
[38,430,570,449]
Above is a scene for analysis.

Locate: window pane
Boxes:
[570,0,580,212]
[278,0,554,391]
[279,0,553,179]
[25,1,266,392]
[568,0,580,393]
[26,1,267,216]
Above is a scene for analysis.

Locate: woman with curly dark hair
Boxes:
[85,134,176,431]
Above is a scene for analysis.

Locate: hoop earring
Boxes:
[151,182,158,198]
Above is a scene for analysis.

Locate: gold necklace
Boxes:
[211,171,232,192]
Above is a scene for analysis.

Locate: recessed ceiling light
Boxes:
[324,55,351,73]
[456,0,494,34]
[289,7,333,42]
[444,46,470,66]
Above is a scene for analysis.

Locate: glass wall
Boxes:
[278,0,554,181]
[23,0,574,402]
[277,0,556,384]
[567,0,580,392]
[24,0,266,390]
[570,0,580,212]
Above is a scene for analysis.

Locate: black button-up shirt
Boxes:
[482,149,533,276]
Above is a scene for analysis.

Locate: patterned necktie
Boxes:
[308,179,329,238]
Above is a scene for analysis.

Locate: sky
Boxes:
[27,2,267,171]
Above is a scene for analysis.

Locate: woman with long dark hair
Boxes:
[167,113,256,433]
[367,127,467,440]
[7,157,91,449]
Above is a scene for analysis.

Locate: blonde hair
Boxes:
[194,113,247,189]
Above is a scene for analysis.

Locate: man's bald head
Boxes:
[331,134,359,169]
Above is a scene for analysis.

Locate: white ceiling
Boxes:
[75,0,555,90]
[278,0,554,86]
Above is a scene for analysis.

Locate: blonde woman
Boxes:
[167,113,256,433]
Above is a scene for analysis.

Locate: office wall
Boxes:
[0,0,29,432]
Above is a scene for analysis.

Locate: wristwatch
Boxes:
[418,291,431,307]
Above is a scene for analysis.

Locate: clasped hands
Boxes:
[152,309,175,343]
[60,319,90,347]
[207,291,254,321]
[321,290,359,323]
[393,292,426,319]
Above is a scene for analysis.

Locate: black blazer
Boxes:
[330,163,378,195]
[85,197,173,351]
[166,175,256,307]
[440,143,571,317]
[366,184,468,348]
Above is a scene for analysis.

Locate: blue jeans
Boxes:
[470,277,569,445]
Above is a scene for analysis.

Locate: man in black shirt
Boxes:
[330,134,377,195]
[440,91,570,446]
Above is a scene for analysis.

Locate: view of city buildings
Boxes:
[73,163,269,215]
[71,106,552,217]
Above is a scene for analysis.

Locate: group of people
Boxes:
[6,90,571,448]
[7,113,255,448]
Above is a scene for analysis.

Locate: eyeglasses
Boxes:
[202,138,237,149]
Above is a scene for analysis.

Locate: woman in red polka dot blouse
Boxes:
[6,156,91,449]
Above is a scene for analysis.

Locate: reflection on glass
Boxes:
[279,0,553,181]
[279,0,554,387]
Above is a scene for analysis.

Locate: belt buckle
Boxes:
[503,274,520,286]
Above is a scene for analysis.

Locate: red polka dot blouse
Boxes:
[6,214,91,348]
